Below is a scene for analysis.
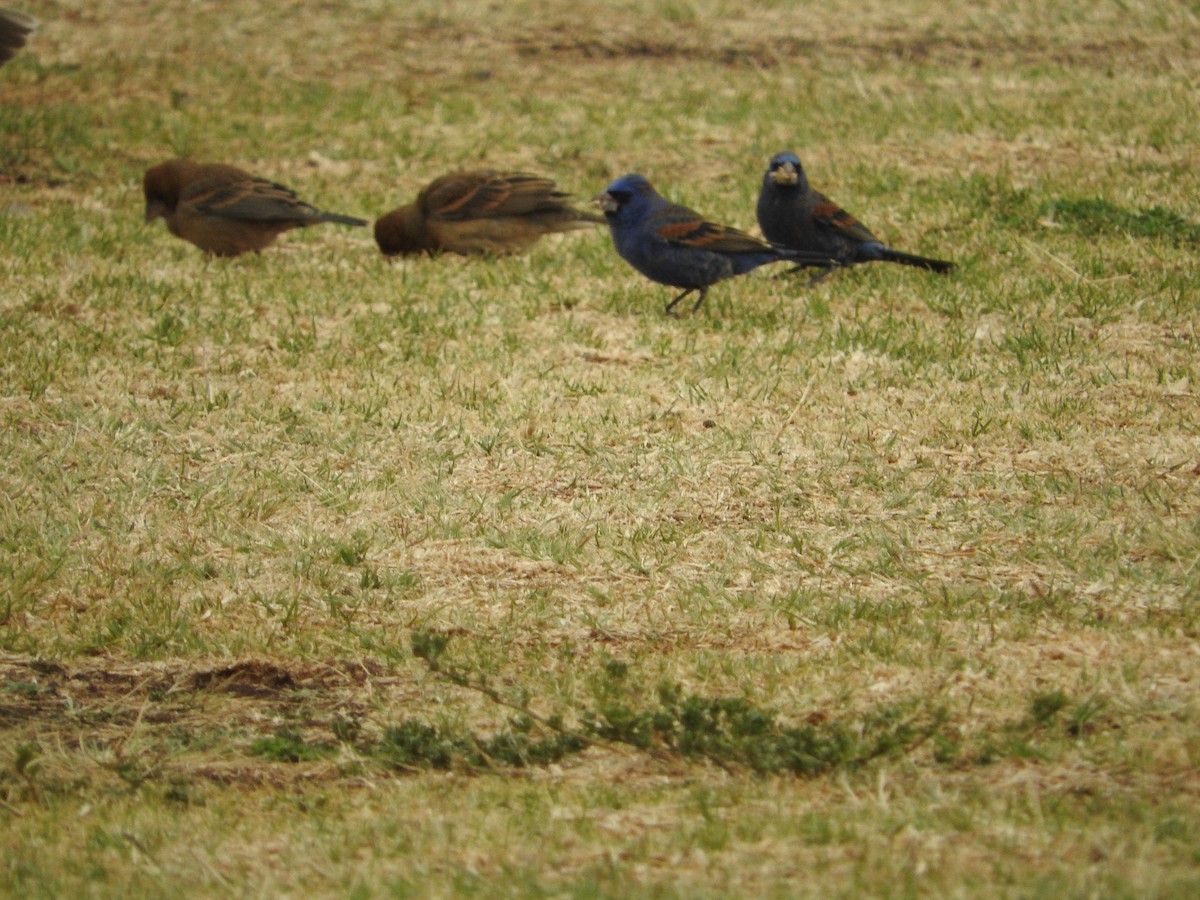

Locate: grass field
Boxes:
[2,0,1199,895]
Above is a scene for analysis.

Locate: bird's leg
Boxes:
[806,265,836,286]
[689,287,709,314]
[774,262,836,282]
[664,288,696,316]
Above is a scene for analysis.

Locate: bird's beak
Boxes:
[144,201,165,223]
[591,191,619,214]
[769,162,799,186]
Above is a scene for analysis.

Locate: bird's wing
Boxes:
[810,192,879,244]
[0,9,36,65]
[186,177,318,222]
[422,171,567,220]
[651,205,773,254]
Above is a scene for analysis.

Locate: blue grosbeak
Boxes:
[374,170,603,257]
[143,159,367,257]
[757,152,955,282]
[0,8,35,65]
[594,173,839,314]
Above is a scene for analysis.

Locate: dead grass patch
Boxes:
[3,0,1200,895]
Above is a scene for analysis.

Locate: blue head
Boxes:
[764,152,806,191]
[594,174,665,228]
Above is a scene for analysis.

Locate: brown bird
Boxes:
[374,170,603,257]
[0,8,35,66]
[143,159,368,257]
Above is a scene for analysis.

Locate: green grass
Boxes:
[2,0,1200,895]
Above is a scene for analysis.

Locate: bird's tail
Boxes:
[542,209,606,229]
[878,248,956,273]
[318,212,369,227]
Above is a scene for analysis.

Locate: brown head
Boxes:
[143,159,196,223]
[374,203,437,256]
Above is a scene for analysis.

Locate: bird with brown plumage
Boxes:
[374,170,603,258]
[143,159,367,257]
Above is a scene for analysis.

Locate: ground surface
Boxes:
[2,1,1198,896]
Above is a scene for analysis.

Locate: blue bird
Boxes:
[595,173,839,315]
[756,152,955,283]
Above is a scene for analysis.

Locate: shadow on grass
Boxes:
[1043,198,1199,244]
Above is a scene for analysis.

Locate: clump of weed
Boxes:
[582,671,944,776]
[407,631,947,776]
[972,688,1111,765]
[250,728,335,764]
[370,716,586,772]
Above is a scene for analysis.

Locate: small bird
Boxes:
[374,170,603,257]
[0,8,35,66]
[595,173,839,314]
[757,151,955,282]
[143,159,367,257]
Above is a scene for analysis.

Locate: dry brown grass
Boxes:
[2,0,1199,895]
